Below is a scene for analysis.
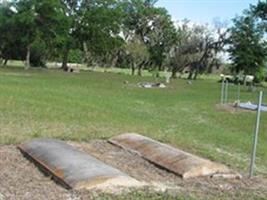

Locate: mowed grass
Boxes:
[1,66,267,176]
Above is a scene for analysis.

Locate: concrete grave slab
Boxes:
[237,102,267,112]
[109,133,231,179]
[18,139,140,190]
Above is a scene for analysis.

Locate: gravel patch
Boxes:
[0,145,71,200]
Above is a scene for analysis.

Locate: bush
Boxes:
[68,49,83,64]
[30,40,47,68]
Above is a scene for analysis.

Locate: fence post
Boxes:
[237,83,240,103]
[224,80,229,104]
[249,91,263,178]
[221,80,225,104]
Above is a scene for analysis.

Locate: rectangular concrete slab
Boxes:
[109,133,230,179]
[18,139,139,190]
[238,103,267,112]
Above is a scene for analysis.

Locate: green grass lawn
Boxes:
[0,66,267,176]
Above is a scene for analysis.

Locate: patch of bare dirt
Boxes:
[215,103,254,113]
[71,140,267,199]
[0,145,72,200]
[1,141,267,200]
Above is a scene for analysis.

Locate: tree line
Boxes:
[0,0,266,80]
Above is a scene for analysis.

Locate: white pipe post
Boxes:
[221,80,225,104]
[224,80,229,104]
[249,91,263,178]
[237,83,240,103]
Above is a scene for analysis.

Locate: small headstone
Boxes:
[165,72,171,84]
[158,83,166,88]
[187,81,192,85]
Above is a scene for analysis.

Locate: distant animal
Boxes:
[220,74,234,82]
[243,75,254,86]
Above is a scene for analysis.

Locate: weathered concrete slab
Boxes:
[18,139,139,190]
[237,102,267,112]
[109,133,230,179]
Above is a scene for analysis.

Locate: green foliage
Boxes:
[146,7,177,68]
[68,49,83,64]
[125,38,149,64]
[0,0,67,67]
[1,0,266,79]
[228,11,267,80]
[0,2,21,60]
[30,38,47,67]
[79,0,124,54]
[169,20,227,79]
[252,1,267,31]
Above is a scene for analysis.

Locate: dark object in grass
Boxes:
[138,82,166,88]
[18,139,139,190]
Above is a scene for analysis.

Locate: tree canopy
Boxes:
[227,2,267,81]
[1,0,266,81]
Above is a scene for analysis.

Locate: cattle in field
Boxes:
[220,74,254,85]
[220,74,234,82]
[244,75,254,86]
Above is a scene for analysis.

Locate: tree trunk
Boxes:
[137,64,142,76]
[187,71,193,79]
[193,70,199,80]
[193,64,200,80]
[62,47,69,71]
[131,63,136,76]
[178,71,184,78]
[155,63,162,78]
[83,42,90,67]
[3,59,8,66]
[25,45,31,69]
[171,68,177,79]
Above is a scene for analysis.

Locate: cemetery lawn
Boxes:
[0,66,267,176]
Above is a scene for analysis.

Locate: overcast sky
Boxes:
[156,0,259,24]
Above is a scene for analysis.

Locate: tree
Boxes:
[169,20,227,79]
[11,0,41,69]
[253,1,267,21]
[0,2,19,65]
[227,11,267,81]
[57,0,124,70]
[124,36,149,75]
[78,0,124,69]
[121,0,176,76]
[146,7,177,76]
[186,23,227,80]
[0,0,66,68]
[57,0,79,70]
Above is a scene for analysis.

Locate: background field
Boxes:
[0,66,267,177]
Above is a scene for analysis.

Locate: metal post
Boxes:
[249,91,263,178]
[221,80,225,104]
[237,83,240,103]
[224,80,228,104]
